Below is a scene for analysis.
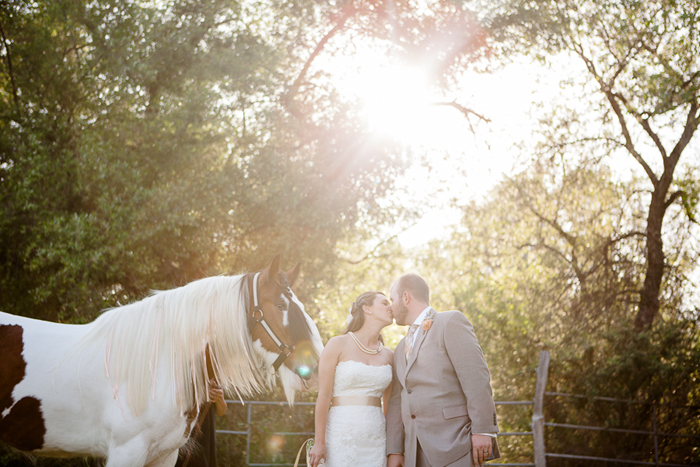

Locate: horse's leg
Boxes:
[105,438,150,467]
[144,449,179,467]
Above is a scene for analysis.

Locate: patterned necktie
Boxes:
[405,324,420,362]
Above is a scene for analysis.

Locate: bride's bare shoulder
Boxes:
[328,334,351,342]
[325,334,352,350]
[381,347,394,365]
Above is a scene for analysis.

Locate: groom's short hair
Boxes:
[397,273,430,304]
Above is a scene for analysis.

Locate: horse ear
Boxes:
[285,263,301,286]
[266,254,281,281]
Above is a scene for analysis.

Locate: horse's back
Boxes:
[0,311,87,376]
[0,311,86,345]
[0,311,189,463]
[0,311,100,454]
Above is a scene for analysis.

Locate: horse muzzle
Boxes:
[292,360,319,390]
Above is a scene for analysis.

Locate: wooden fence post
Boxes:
[532,350,550,467]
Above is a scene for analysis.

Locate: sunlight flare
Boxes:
[360,64,436,140]
[330,52,440,143]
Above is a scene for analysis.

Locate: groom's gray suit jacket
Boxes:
[386,310,500,467]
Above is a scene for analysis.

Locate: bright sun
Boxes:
[325,50,442,145]
[356,64,436,141]
[320,44,553,246]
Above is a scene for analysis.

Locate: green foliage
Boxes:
[309,234,410,348]
[0,0,416,464]
[485,0,700,330]
[546,321,700,465]
[0,0,405,322]
[676,172,700,224]
[419,0,700,455]
[2,0,699,465]
[212,400,316,466]
[416,158,700,465]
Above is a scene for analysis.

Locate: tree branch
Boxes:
[569,41,659,184]
[666,187,699,225]
[518,240,571,265]
[432,100,490,134]
[544,135,625,152]
[518,239,585,286]
[666,101,700,170]
[514,184,577,247]
[345,234,399,265]
[665,190,683,210]
[283,6,355,116]
[639,42,683,85]
[611,90,668,158]
[603,89,658,184]
[434,101,490,121]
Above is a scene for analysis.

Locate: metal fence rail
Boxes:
[544,421,700,440]
[545,392,700,410]
[215,351,699,467]
[218,399,536,466]
[545,453,696,467]
[536,351,700,467]
[218,400,314,467]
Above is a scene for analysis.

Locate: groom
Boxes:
[386,273,500,467]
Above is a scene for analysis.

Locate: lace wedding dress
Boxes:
[325,360,393,467]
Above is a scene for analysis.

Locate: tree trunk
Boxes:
[632,103,697,331]
[634,189,666,330]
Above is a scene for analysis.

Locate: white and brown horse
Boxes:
[0,255,322,466]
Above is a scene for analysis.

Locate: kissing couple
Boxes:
[307,273,501,467]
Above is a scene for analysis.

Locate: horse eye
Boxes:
[276,302,286,311]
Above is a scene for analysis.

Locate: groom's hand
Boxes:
[387,453,404,467]
[472,434,493,467]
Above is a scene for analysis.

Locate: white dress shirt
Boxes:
[406,306,432,348]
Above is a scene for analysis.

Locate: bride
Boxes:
[308,291,397,467]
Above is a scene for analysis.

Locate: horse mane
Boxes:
[75,274,268,416]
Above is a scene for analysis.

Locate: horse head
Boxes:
[249,254,323,401]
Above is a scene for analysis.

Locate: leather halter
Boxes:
[251,272,294,371]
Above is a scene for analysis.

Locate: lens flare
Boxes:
[294,340,318,359]
[296,365,312,379]
[291,340,318,381]
[266,434,285,456]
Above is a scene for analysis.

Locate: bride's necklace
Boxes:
[348,332,383,355]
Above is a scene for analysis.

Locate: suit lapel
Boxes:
[405,307,435,376]
[405,327,425,376]
[397,337,408,380]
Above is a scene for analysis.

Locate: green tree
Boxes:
[0,0,404,322]
[486,0,700,330]
[418,159,700,464]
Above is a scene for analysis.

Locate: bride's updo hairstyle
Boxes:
[344,291,385,343]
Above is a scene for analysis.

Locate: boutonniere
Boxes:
[422,309,436,331]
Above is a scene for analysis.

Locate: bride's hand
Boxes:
[308,442,326,467]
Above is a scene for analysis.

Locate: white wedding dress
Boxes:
[325,360,393,467]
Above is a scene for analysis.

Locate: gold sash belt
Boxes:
[332,396,381,407]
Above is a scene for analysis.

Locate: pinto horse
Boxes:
[0,255,322,466]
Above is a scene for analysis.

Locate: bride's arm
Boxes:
[382,381,393,416]
[308,337,342,467]
[382,350,394,416]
